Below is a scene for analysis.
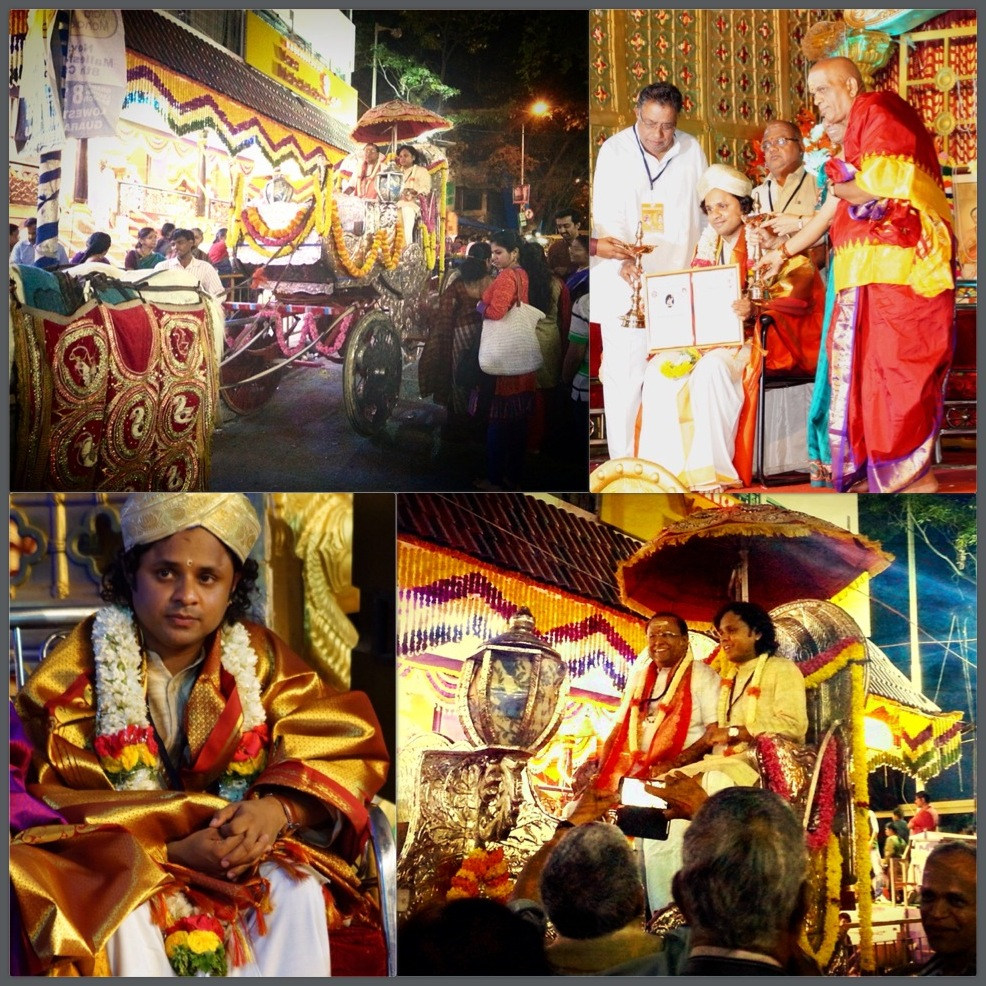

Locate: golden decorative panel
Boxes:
[589,8,830,187]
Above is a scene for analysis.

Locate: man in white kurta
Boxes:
[648,610,807,915]
[590,81,707,458]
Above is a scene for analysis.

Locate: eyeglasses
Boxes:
[638,119,677,134]
[761,137,799,150]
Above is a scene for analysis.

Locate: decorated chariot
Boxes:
[220,99,451,435]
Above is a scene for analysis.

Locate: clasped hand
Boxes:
[167,797,287,881]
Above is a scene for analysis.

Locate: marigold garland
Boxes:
[326,189,404,278]
[800,639,864,689]
[850,658,874,973]
[447,846,513,903]
[799,832,843,969]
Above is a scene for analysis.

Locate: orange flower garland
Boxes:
[326,189,404,279]
[447,846,513,903]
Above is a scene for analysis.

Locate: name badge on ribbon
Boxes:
[641,201,664,236]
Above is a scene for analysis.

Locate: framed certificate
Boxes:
[643,263,745,352]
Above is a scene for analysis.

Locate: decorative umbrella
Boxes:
[616,503,893,622]
[351,99,452,150]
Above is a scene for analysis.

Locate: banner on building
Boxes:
[20,9,65,155]
[62,9,127,139]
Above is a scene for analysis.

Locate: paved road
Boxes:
[210,356,588,492]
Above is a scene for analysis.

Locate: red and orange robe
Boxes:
[827,90,955,492]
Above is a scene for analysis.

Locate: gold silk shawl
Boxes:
[13,616,389,975]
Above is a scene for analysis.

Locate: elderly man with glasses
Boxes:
[752,120,819,232]
[567,611,719,913]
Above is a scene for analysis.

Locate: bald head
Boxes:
[808,57,863,126]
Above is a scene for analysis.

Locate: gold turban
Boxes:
[697,164,754,205]
[120,493,261,562]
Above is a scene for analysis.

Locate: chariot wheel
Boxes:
[220,315,280,415]
[343,310,403,436]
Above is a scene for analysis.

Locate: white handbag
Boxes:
[478,271,545,376]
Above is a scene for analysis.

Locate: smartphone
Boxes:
[614,804,671,841]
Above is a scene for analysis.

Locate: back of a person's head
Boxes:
[458,257,489,285]
[466,241,491,261]
[674,787,806,952]
[539,822,643,939]
[398,897,551,975]
[84,231,111,258]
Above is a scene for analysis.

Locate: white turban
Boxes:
[697,164,753,205]
[121,493,260,563]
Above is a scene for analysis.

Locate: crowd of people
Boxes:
[418,216,592,491]
[591,59,957,494]
[398,602,977,977]
[10,217,232,300]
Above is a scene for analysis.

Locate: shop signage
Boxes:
[63,10,126,139]
[244,13,357,125]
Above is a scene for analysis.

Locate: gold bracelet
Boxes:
[781,240,794,260]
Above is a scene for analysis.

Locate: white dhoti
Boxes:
[637,344,750,490]
[591,262,648,460]
[624,771,736,914]
[104,862,331,977]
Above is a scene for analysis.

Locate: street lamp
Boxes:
[371,23,402,108]
[519,99,550,228]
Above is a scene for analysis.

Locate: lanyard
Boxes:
[767,170,808,214]
[640,665,675,708]
[726,664,757,721]
[633,125,673,189]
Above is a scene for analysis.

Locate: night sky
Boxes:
[858,497,977,808]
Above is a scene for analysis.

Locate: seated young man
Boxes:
[13,492,389,976]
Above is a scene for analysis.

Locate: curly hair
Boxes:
[713,601,777,655]
[100,543,260,625]
[396,143,424,166]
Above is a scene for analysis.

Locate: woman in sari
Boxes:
[474,230,552,490]
[565,234,590,306]
[125,227,165,271]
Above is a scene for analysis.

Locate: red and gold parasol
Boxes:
[351,99,452,149]
[617,503,893,622]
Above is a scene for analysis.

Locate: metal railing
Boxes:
[10,607,96,689]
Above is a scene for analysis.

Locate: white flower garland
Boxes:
[218,622,265,732]
[93,606,152,736]
[92,607,266,795]
[693,224,723,266]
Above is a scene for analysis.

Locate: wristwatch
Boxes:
[727,725,741,741]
